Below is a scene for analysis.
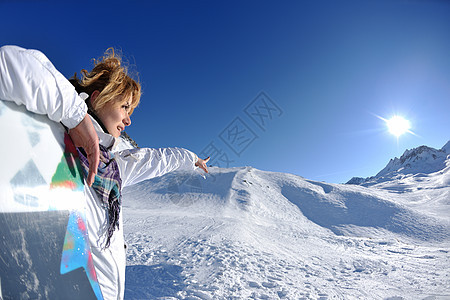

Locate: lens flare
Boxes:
[386,116,411,137]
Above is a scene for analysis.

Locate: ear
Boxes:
[90,90,100,109]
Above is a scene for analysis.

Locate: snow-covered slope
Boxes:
[122,161,450,299]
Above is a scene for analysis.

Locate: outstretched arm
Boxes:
[116,147,209,187]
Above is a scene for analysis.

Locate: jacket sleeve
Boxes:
[115,147,199,187]
[0,45,87,129]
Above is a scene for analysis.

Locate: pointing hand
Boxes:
[195,156,210,173]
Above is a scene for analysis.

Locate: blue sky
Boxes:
[2,0,449,183]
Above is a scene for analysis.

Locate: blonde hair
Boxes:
[70,48,141,115]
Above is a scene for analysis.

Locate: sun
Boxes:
[373,113,417,138]
[386,116,411,137]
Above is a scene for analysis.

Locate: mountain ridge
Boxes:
[347,140,450,186]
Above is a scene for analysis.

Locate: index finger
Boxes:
[201,162,209,173]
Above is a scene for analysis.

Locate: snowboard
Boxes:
[0,100,103,299]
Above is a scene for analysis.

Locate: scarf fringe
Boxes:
[77,146,122,248]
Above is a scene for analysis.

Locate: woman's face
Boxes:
[95,95,132,138]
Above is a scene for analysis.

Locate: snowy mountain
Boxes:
[347,140,450,188]
[122,145,450,299]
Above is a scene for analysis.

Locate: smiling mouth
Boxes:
[117,126,124,132]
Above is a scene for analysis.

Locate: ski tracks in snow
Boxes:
[122,167,450,299]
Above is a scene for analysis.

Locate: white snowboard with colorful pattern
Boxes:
[0,100,103,299]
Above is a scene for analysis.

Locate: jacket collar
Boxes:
[89,115,119,150]
[78,92,119,151]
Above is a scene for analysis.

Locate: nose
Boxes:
[124,114,131,126]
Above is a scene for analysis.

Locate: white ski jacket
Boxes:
[0,45,199,299]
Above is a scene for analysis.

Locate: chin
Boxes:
[108,128,121,138]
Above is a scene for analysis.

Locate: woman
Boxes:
[0,45,209,299]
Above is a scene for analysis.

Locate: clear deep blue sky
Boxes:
[1,0,449,183]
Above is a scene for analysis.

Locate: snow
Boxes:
[376,145,447,178]
[442,141,450,154]
[122,142,450,299]
[347,141,450,187]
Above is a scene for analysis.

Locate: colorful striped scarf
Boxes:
[77,145,122,248]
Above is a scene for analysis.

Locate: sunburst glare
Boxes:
[386,116,411,137]
[374,114,416,138]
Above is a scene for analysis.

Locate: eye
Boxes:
[122,104,131,112]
